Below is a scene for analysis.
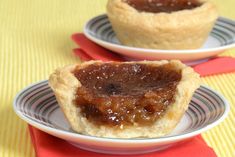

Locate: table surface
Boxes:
[0,0,234,157]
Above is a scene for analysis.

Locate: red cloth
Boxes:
[28,32,235,157]
[72,34,123,61]
[29,126,217,157]
[193,57,235,76]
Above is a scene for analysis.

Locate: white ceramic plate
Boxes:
[13,81,229,155]
[84,14,235,62]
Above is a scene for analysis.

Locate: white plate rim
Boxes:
[13,80,230,144]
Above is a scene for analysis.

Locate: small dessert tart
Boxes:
[106,0,218,50]
[49,60,200,138]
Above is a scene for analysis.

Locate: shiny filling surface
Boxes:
[123,0,202,13]
[74,63,182,127]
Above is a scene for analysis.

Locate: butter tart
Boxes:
[49,60,200,138]
[107,0,218,50]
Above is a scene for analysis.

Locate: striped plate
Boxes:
[13,80,229,155]
[84,14,235,62]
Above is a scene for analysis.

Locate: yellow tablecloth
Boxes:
[0,0,234,156]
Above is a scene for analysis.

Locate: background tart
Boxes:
[106,0,218,50]
[49,60,200,138]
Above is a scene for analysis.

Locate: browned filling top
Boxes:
[74,63,182,127]
[123,0,202,13]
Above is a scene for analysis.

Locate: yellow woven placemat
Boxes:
[0,0,234,156]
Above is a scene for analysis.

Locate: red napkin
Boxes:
[72,33,235,77]
[193,57,235,76]
[29,126,217,157]
[72,34,123,61]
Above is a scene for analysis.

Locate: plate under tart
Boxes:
[84,14,235,62]
[13,80,229,154]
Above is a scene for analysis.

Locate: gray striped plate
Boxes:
[84,14,235,62]
[13,80,229,155]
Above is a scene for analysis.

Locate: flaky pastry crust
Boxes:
[49,60,200,138]
[107,0,218,50]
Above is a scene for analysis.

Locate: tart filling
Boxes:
[123,0,202,13]
[74,63,181,127]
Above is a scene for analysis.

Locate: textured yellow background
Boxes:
[0,0,234,157]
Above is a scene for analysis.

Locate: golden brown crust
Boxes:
[49,60,200,138]
[106,0,218,50]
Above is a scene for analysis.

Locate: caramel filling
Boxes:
[74,63,181,127]
[123,0,202,13]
